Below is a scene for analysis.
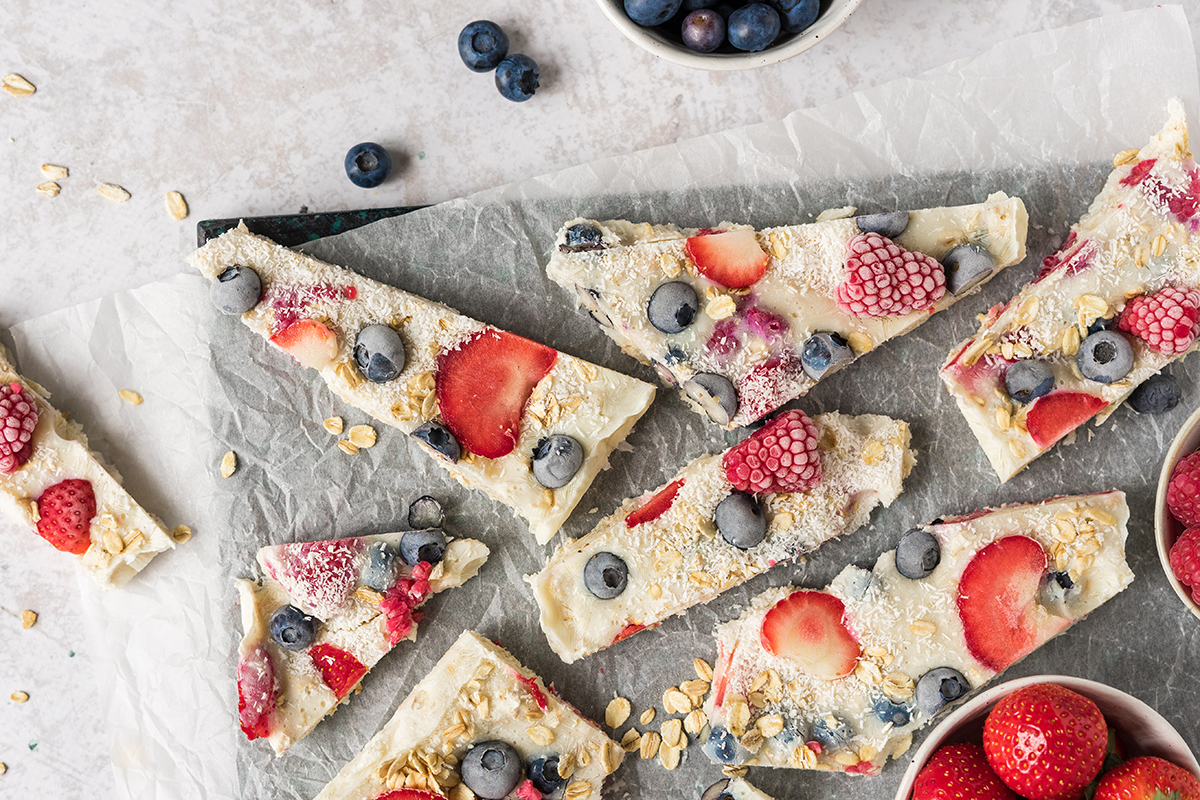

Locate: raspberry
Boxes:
[1117,286,1200,354]
[835,233,946,318]
[1167,451,1200,527]
[723,409,822,494]
[1170,527,1200,589]
[0,381,37,474]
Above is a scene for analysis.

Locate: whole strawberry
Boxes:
[35,478,96,555]
[723,409,821,494]
[982,683,1108,800]
[1095,755,1200,800]
[913,742,1017,800]
[1168,452,1200,528]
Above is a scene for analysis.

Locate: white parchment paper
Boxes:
[8,7,1200,800]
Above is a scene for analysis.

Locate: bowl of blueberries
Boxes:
[596,0,863,70]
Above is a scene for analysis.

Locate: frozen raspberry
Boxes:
[836,233,946,318]
[1170,527,1200,589]
[723,409,822,494]
[0,382,37,474]
[1167,451,1200,527]
[1118,286,1200,354]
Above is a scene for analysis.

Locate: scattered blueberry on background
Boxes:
[344,142,391,188]
[458,20,509,72]
[621,0,824,55]
[495,54,540,102]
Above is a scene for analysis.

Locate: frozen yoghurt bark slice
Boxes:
[700,776,778,800]
[315,630,624,800]
[701,491,1133,775]
[190,225,655,544]
[528,410,915,664]
[236,530,489,755]
[942,100,1200,481]
[547,193,1027,429]
[0,344,175,588]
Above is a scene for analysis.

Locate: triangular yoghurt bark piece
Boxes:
[700,777,778,800]
[190,226,655,544]
[0,345,175,588]
[528,410,915,663]
[701,491,1133,776]
[236,530,489,755]
[547,193,1027,429]
[942,100,1200,480]
[314,630,624,800]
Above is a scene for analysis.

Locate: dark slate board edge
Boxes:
[196,206,428,248]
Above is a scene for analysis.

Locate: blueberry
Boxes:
[583,552,627,599]
[915,667,970,717]
[1129,373,1182,414]
[399,528,447,566]
[528,756,565,795]
[855,211,909,239]
[408,495,444,530]
[895,528,940,579]
[701,779,733,800]
[681,9,726,52]
[811,715,852,748]
[354,324,406,383]
[344,142,391,189]
[767,0,819,32]
[1087,315,1114,335]
[714,492,766,549]
[942,244,995,296]
[361,541,399,592]
[495,55,539,103]
[648,281,700,334]
[872,695,912,727]
[1039,570,1078,616]
[531,434,584,489]
[684,373,738,426]
[561,223,605,253]
[1078,330,1134,384]
[411,422,460,463]
[461,741,523,800]
[624,0,683,26]
[841,567,873,601]
[458,20,509,72]
[665,345,688,365]
[577,286,614,328]
[210,266,262,315]
[704,726,738,764]
[1005,360,1054,405]
[727,3,780,52]
[801,331,855,381]
[683,0,719,9]
[269,604,317,651]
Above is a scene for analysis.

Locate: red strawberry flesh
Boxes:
[1095,755,1200,800]
[625,478,685,528]
[684,229,769,289]
[269,318,338,370]
[35,478,96,555]
[1025,392,1109,450]
[308,642,367,699]
[237,642,275,740]
[373,791,450,800]
[913,742,1017,800]
[759,590,860,679]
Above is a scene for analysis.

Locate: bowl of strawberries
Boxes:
[896,675,1199,800]
[1157,403,1200,622]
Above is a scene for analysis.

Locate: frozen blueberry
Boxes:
[895,528,940,579]
[801,331,855,381]
[665,345,688,365]
[714,492,766,549]
[458,20,509,72]
[768,0,819,32]
[682,9,726,52]
[399,528,447,566]
[1077,330,1134,384]
[354,324,406,383]
[1038,570,1078,616]
[1005,359,1054,405]
[561,223,605,253]
[361,541,399,592]
[495,55,539,103]
[624,0,683,26]
[683,0,719,9]
[269,605,316,651]
[727,3,780,52]
[855,210,909,239]
[527,756,565,795]
[648,281,700,334]
[461,741,523,800]
[684,373,738,426]
[943,244,995,296]
[841,567,873,601]
[210,265,262,315]
[532,434,584,489]
[811,715,852,748]
[1128,373,1182,414]
[344,142,391,189]
[408,495,444,530]
[411,422,460,463]
[701,779,734,800]
[915,667,970,717]
[704,727,738,764]
[583,552,628,599]
[1087,315,1115,335]
[578,286,615,328]
[872,695,912,727]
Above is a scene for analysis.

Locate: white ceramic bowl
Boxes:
[894,675,1200,800]
[1155,402,1200,622]
[593,0,864,71]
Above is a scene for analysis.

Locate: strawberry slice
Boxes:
[685,229,769,289]
[237,642,276,740]
[308,642,367,699]
[270,319,338,370]
[625,478,685,528]
[36,478,96,555]
[759,590,860,679]
[374,790,449,800]
[1025,392,1109,449]
[957,535,1068,671]
[611,622,651,645]
[436,329,557,459]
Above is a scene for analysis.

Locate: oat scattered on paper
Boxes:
[0,762,7,775]
[348,424,376,448]
[2,73,35,96]
[40,164,67,180]
[323,416,343,435]
[10,691,28,703]
[337,440,359,456]
[98,183,130,202]
[20,610,36,629]
[172,525,192,544]
[220,451,237,478]
[605,696,630,728]
[35,182,59,198]
[119,389,143,405]
[165,191,188,220]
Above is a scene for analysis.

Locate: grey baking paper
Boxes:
[6,6,1199,800]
